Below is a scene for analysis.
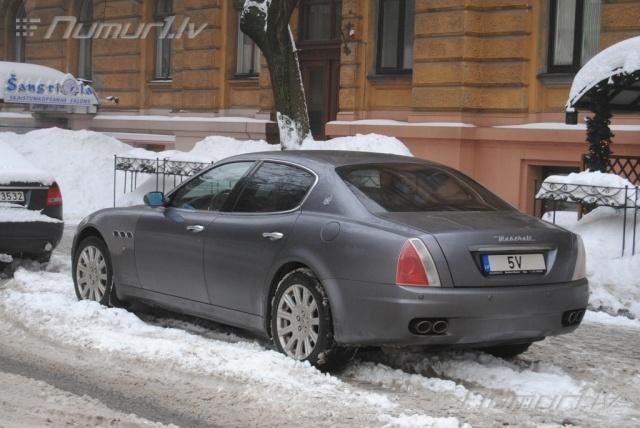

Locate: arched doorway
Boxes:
[298,0,342,140]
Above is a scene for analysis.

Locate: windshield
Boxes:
[337,163,514,213]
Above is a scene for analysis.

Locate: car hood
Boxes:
[378,211,577,287]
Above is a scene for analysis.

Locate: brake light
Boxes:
[46,183,63,207]
[396,240,429,286]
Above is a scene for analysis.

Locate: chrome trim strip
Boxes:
[410,238,441,287]
[166,158,320,217]
[0,186,46,190]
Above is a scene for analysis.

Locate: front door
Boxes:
[298,0,342,140]
[134,161,256,303]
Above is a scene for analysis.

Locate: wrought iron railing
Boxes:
[113,155,213,206]
[535,181,639,256]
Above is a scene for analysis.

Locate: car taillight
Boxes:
[47,183,63,207]
[572,234,586,280]
[396,238,441,287]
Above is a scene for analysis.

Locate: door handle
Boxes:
[186,225,205,233]
[262,232,284,241]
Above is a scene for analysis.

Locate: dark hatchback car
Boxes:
[0,146,63,263]
[72,151,588,369]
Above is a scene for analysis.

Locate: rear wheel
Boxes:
[72,237,113,306]
[483,342,533,359]
[271,268,355,371]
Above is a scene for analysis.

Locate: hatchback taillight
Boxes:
[46,183,63,207]
[396,238,441,287]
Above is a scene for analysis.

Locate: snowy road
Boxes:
[0,226,639,428]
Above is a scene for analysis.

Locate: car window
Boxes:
[337,163,513,212]
[233,162,316,213]
[169,162,253,211]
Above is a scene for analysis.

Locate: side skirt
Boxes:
[116,284,268,339]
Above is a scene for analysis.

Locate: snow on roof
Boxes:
[566,36,640,110]
[0,141,54,185]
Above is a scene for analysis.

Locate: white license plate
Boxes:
[0,191,25,203]
[482,253,546,275]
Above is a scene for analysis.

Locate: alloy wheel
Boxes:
[275,283,320,360]
[76,245,108,302]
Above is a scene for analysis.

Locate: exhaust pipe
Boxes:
[562,309,586,326]
[432,320,449,335]
[414,320,432,334]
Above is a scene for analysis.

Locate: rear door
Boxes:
[203,161,317,315]
[134,161,255,302]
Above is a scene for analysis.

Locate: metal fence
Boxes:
[113,155,213,206]
[535,181,639,256]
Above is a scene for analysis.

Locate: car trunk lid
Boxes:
[379,211,576,287]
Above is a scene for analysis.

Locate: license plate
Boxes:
[482,254,546,275]
[0,191,25,203]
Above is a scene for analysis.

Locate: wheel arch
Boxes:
[264,256,342,339]
[72,225,106,257]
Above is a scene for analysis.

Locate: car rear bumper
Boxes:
[325,278,589,347]
[0,221,64,255]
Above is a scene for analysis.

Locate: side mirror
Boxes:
[143,191,166,207]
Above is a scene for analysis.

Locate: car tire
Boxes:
[72,236,114,306]
[483,342,533,359]
[271,268,355,371]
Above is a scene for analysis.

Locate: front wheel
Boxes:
[72,237,113,306]
[271,269,355,371]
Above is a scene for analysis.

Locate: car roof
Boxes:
[222,150,435,168]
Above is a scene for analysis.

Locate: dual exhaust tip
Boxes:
[562,309,585,326]
[410,318,449,335]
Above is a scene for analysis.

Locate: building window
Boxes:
[548,0,601,73]
[14,2,27,62]
[236,11,260,76]
[77,0,93,80]
[299,0,342,42]
[154,0,172,80]
[376,0,414,74]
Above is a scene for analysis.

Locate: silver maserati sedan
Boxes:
[72,151,588,369]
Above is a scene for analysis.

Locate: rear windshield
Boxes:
[337,163,513,213]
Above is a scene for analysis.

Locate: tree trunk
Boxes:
[241,0,311,149]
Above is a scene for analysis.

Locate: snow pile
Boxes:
[0,141,53,185]
[0,127,412,219]
[0,128,131,221]
[118,133,413,207]
[567,36,640,109]
[0,260,463,427]
[544,208,640,318]
[0,207,62,223]
[537,171,639,207]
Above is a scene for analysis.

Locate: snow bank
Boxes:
[544,208,640,318]
[0,141,53,185]
[0,128,412,220]
[536,171,639,207]
[0,128,132,221]
[567,36,640,109]
[117,133,412,207]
